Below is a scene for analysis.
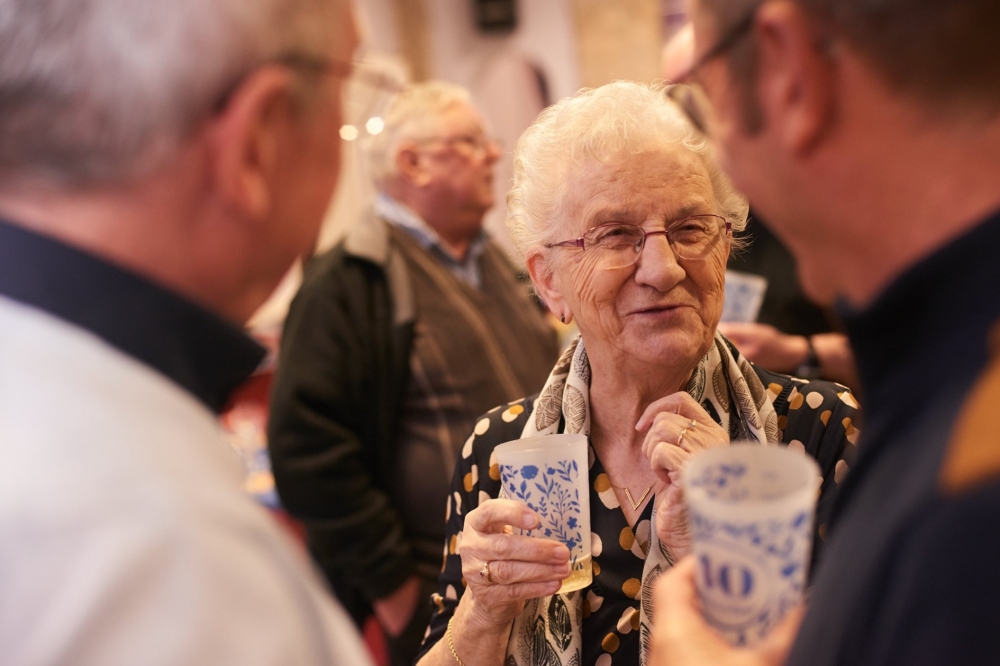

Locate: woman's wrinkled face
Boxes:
[542,146,729,370]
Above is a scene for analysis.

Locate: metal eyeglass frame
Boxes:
[544,215,733,266]
[413,134,503,159]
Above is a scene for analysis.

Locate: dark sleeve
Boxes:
[416,399,532,661]
[267,251,413,604]
[858,483,1000,666]
[763,371,860,563]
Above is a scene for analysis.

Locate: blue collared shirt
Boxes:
[374,193,488,289]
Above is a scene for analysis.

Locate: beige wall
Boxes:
[389,0,431,81]
[570,0,663,87]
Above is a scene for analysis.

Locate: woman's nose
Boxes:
[634,232,685,289]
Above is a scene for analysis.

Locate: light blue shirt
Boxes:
[374,193,488,289]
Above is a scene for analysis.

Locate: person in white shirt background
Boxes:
[0,0,372,663]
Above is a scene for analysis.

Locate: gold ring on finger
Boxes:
[479,561,493,584]
[676,426,690,447]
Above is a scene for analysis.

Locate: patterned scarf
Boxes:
[504,332,780,666]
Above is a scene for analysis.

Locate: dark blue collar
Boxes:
[839,208,1000,417]
[834,208,1000,523]
[0,219,265,413]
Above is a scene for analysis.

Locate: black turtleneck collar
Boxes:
[0,219,265,413]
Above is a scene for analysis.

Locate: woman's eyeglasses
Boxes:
[544,215,732,270]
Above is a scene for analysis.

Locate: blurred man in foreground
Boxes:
[269,80,558,666]
[654,0,1000,664]
[664,22,858,390]
[0,0,371,663]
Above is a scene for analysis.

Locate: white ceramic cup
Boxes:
[682,444,820,645]
[495,434,592,593]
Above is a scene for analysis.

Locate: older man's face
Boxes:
[418,101,500,233]
[548,146,729,371]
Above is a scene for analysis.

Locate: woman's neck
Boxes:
[588,358,692,524]
[587,352,693,454]
[581,343,701,523]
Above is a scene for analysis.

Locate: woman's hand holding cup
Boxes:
[636,392,729,559]
[458,498,571,634]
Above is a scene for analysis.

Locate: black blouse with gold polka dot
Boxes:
[583,451,655,665]
[416,366,859,664]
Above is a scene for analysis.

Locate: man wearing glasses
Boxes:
[0,0,374,663]
[653,1,1000,665]
[268,81,560,666]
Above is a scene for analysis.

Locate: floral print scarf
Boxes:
[504,332,779,665]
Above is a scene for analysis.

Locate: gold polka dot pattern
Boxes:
[622,577,641,599]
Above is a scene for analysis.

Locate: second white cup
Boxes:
[683,444,820,645]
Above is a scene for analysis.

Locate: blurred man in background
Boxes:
[654,0,1000,664]
[268,80,559,666]
[0,0,371,663]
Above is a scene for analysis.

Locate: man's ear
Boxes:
[205,65,301,222]
[526,250,570,321]
[395,143,433,187]
[755,0,837,156]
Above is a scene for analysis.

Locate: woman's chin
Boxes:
[614,333,707,375]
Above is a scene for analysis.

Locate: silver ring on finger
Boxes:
[479,561,493,584]
[688,419,698,429]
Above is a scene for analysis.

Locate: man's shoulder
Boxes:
[0,306,358,661]
[302,241,384,288]
[863,479,1000,665]
[0,296,230,480]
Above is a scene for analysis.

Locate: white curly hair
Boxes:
[507,80,749,274]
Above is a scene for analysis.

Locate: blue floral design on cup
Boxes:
[500,459,585,570]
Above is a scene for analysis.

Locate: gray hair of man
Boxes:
[507,80,749,276]
[0,0,344,189]
[364,80,473,189]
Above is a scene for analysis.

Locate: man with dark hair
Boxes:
[0,0,372,663]
[653,0,1000,665]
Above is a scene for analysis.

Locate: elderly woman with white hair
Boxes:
[415,81,859,666]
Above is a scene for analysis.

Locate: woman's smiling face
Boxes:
[536,145,730,372]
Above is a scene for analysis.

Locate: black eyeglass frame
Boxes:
[672,7,761,86]
[665,5,761,134]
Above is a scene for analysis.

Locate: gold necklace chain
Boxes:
[608,481,653,510]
